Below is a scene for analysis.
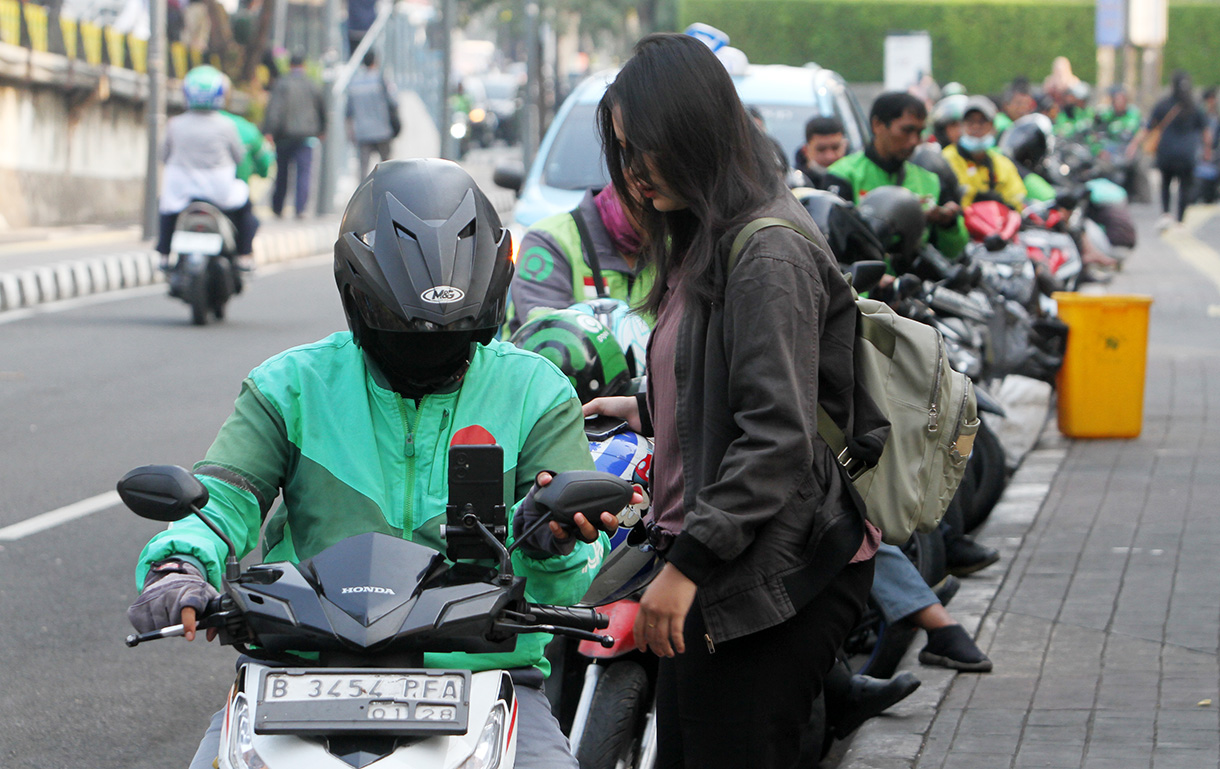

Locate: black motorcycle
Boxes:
[166,201,240,325]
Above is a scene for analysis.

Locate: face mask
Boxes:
[959,133,996,154]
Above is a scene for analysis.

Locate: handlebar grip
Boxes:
[529,605,609,632]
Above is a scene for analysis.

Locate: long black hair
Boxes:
[598,33,784,315]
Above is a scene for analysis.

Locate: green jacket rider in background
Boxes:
[830,91,969,261]
[222,110,274,182]
[507,185,654,333]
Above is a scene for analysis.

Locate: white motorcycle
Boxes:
[119,455,633,769]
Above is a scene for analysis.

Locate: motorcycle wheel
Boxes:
[964,420,1007,532]
[187,267,209,326]
[576,661,650,769]
[902,529,946,588]
[856,615,919,680]
[208,259,231,321]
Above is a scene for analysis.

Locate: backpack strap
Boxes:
[571,206,608,298]
[726,216,875,480]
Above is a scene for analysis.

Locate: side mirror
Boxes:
[845,260,888,294]
[492,161,525,194]
[533,471,634,531]
[117,465,208,522]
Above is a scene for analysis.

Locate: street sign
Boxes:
[884,31,932,92]
[1129,0,1168,47]
[1096,0,1126,47]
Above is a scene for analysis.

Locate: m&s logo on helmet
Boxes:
[421,286,466,303]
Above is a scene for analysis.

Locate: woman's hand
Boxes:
[634,563,698,657]
[583,396,643,434]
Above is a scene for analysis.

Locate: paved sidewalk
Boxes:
[836,203,1220,769]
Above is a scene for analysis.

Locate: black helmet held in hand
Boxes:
[910,143,962,205]
[795,188,887,265]
[334,159,513,395]
[856,185,926,262]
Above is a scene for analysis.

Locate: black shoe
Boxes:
[933,574,961,608]
[832,671,921,739]
[945,537,1000,577]
[919,624,993,672]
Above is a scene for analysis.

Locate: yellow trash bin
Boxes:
[1053,292,1153,439]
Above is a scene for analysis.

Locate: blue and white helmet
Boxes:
[589,429,653,549]
[569,298,651,379]
[182,65,228,111]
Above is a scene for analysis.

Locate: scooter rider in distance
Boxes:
[157,66,259,278]
[127,159,639,769]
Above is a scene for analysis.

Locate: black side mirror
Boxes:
[533,471,634,532]
[117,464,239,581]
[845,261,888,294]
[118,465,208,522]
[492,162,525,194]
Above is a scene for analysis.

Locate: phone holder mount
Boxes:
[444,501,511,579]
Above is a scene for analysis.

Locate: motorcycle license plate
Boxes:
[170,231,224,255]
[255,668,471,736]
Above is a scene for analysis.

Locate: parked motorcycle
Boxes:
[119,460,633,769]
[167,200,240,325]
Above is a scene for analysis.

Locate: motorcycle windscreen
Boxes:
[578,541,664,607]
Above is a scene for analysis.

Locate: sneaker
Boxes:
[919,624,993,672]
[236,255,255,272]
[832,671,922,739]
[945,537,1000,577]
[1157,214,1174,232]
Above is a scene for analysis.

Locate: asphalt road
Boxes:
[0,255,348,768]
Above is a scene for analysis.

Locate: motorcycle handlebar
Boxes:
[528,605,609,632]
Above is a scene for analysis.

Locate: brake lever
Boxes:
[493,621,615,648]
[125,624,186,647]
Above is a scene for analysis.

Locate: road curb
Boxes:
[0,220,337,313]
[830,423,1069,769]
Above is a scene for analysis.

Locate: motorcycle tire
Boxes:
[187,270,209,326]
[902,528,947,588]
[208,258,231,322]
[964,421,1007,532]
[576,661,650,769]
[855,616,919,680]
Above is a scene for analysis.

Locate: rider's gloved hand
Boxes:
[127,559,219,638]
[513,472,622,558]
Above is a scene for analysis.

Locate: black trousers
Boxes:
[655,558,873,769]
[157,200,258,256]
[1159,161,1195,222]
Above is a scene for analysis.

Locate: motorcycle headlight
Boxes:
[450,123,468,139]
[228,694,267,769]
[457,702,507,769]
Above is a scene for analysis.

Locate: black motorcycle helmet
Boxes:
[334,159,513,395]
[910,143,962,205]
[999,113,1053,171]
[856,185,926,262]
[795,188,887,265]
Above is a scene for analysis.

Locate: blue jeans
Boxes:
[871,543,939,625]
[272,138,314,217]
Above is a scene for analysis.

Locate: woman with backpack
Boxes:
[581,33,879,768]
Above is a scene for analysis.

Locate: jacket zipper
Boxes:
[927,334,945,432]
[398,396,423,536]
[949,383,973,458]
[705,634,716,654]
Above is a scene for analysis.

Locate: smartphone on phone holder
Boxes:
[444,444,509,568]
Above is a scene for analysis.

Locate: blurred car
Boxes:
[494,63,870,229]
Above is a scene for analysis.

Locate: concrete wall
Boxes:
[0,44,150,228]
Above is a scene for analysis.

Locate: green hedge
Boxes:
[679,0,1220,95]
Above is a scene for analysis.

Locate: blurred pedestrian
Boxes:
[346,0,376,55]
[263,54,326,219]
[583,33,879,769]
[346,51,399,180]
[1128,70,1213,229]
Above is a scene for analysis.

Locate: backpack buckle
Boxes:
[837,447,868,481]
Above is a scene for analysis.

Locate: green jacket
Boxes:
[508,190,654,333]
[135,332,606,676]
[828,150,969,260]
[222,110,273,182]
[1095,106,1142,141]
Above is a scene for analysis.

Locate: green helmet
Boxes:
[508,309,631,404]
[183,65,228,110]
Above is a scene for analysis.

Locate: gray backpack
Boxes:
[729,218,979,545]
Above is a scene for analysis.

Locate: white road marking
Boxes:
[0,491,122,541]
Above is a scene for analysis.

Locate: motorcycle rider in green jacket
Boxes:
[127,159,636,769]
[829,91,969,262]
